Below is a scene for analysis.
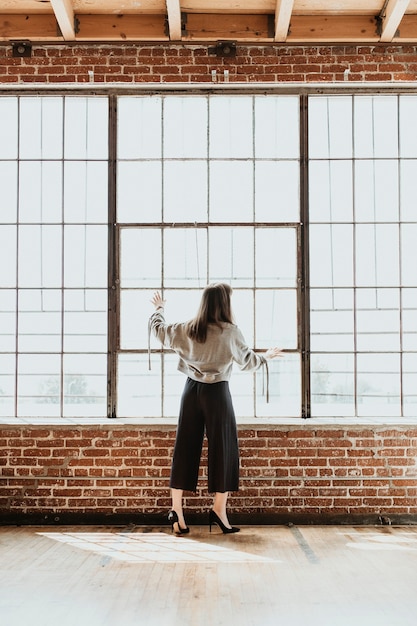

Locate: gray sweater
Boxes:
[149,309,266,384]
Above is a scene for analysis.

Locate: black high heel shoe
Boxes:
[209,509,240,534]
[168,510,190,535]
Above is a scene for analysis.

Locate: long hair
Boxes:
[185,283,234,343]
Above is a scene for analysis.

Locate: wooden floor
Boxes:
[1,524,417,626]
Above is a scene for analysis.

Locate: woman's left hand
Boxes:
[151,291,166,310]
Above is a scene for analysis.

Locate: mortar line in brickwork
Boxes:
[4,474,416,483]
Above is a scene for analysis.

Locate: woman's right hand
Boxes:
[265,347,285,360]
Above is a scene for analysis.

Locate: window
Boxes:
[309,95,417,416]
[1,90,416,419]
[116,95,301,418]
[0,97,108,417]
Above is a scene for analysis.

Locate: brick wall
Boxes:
[1,424,416,524]
[0,43,417,84]
[1,42,417,525]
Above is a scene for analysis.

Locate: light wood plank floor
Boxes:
[1,524,417,626]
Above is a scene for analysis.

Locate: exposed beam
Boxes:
[379,0,411,42]
[166,0,182,40]
[274,0,294,42]
[50,0,76,40]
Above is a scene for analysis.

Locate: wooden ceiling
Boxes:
[1,1,417,44]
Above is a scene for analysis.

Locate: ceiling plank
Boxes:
[166,0,182,40]
[50,0,76,40]
[274,0,294,42]
[287,15,379,42]
[76,14,168,40]
[0,15,60,40]
[379,0,411,42]
[184,14,272,41]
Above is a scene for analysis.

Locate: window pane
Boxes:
[355,224,399,287]
[402,289,417,351]
[0,290,16,353]
[64,162,108,223]
[356,308,400,352]
[118,97,162,159]
[256,353,301,417]
[118,354,161,417]
[354,96,398,158]
[19,162,63,224]
[309,96,353,159]
[310,288,354,352]
[356,353,400,416]
[209,161,253,222]
[401,224,417,286]
[0,162,17,222]
[19,97,63,159]
[17,353,61,417]
[19,225,62,288]
[309,160,353,223]
[310,224,353,287]
[0,226,17,287]
[403,353,417,415]
[64,98,108,160]
[18,289,61,352]
[255,96,299,158]
[0,97,17,158]
[118,162,162,223]
[209,96,253,158]
[120,228,161,288]
[0,354,15,416]
[232,290,254,346]
[354,161,399,222]
[164,96,207,158]
[209,227,253,287]
[164,161,207,222]
[63,354,106,417]
[164,229,207,288]
[256,228,297,288]
[255,289,297,349]
[64,306,107,353]
[399,96,417,157]
[120,290,152,349]
[400,161,417,222]
[64,225,107,288]
[311,353,355,417]
[255,161,299,222]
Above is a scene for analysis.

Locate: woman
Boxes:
[149,283,283,535]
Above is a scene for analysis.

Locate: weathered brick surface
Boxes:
[1,43,417,84]
[0,424,416,524]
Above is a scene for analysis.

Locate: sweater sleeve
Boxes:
[149,308,172,348]
[231,327,266,372]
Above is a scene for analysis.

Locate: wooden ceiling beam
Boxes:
[50,0,75,40]
[379,0,411,42]
[274,0,294,42]
[166,0,182,40]
[3,10,417,43]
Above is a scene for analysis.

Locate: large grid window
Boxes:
[1,91,417,419]
[0,96,108,417]
[309,95,417,417]
[116,95,302,418]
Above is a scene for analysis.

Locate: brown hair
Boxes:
[185,283,234,343]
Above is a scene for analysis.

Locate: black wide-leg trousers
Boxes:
[169,378,239,493]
